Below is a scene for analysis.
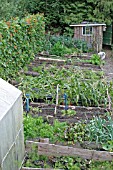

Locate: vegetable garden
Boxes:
[1,14,113,169]
[21,43,113,168]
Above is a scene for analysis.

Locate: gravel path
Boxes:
[101,49,113,81]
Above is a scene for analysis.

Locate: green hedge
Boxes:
[0,14,45,80]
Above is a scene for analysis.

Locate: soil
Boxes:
[30,103,108,123]
[28,54,102,71]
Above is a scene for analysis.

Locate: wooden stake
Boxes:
[54,84,59,115]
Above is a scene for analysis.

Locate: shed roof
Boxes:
[0,78,22,120]
[70,23,106,27]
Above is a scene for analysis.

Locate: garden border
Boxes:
[29,103,109,123]
[25,140,113,161]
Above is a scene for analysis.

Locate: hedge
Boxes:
[0,14,45,80]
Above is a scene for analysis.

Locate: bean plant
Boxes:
[0,14,45,80]
[18,65,112,107]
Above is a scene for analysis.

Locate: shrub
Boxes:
[43,35,89,55]
[50,41,74,56]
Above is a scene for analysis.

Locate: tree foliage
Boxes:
[0,0,113,33]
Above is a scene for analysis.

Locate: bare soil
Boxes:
[30,103,108,123]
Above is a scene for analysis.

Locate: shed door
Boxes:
[103,25,112,45]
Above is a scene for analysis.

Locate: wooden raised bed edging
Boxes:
[22,168,58,170]
[37,53,95,61]
[37,52,89,59]
[37,57,65,62]
[26,140,113,161]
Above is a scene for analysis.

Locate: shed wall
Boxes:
[74,26,104,52]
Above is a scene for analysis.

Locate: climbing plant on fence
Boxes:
[0,14,45,80]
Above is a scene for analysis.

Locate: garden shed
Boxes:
[70,22,106,52]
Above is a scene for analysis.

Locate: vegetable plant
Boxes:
[18,65,112,107]
[24,113,67,142]
[86,115,113,151]
[43,34,89,55]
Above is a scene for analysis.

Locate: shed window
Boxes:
[82,26,93,36]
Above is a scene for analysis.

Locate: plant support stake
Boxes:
[26,93,30,113]
[64,93,68,111]
[54,84,59,115]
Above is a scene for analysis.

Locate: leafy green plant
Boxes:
[24,113,67,142]
[90,54,102,65]
[55,157,81,170]
[102,140,113,152]
[61,109,77,116]
[64,122,87,143]
[86,115,113,151]
[43,35,89,55]
[76,54,105,66]
[89,160,113,170]
[50,41,74,56]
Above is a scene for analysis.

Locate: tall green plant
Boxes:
[18,66,112,107]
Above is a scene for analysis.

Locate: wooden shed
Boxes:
[70,23,106,52]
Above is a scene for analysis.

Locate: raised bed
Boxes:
[29,102,108,123]
[22,52,113,169]
[22,138,113,169]
[28,56,102,71]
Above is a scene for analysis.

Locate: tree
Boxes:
[0,0,113,32]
